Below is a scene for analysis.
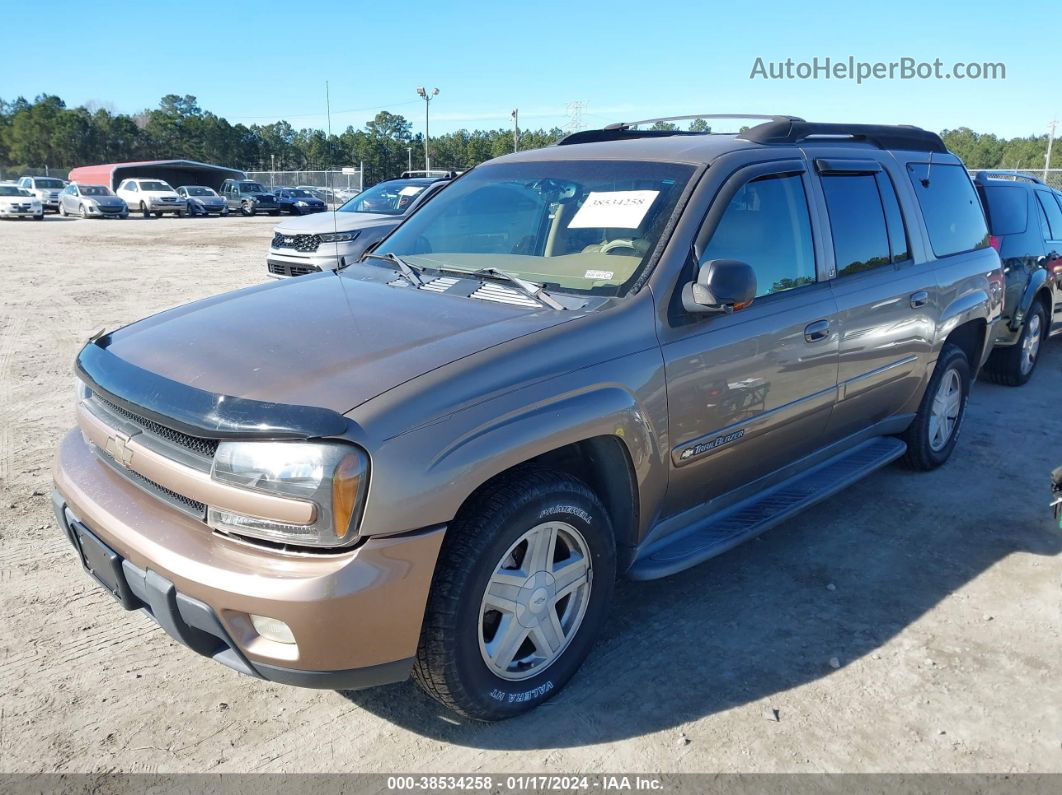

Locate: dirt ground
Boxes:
[0,214,1059,775]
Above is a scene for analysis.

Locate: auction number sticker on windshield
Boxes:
[569,190,660,229]
[398,186,425,196]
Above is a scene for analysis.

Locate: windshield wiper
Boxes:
[362,252,425,287]
[466,267,566,310]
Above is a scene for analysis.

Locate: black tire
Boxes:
[900,343,971,470]
[413,468,616,721]
[984,301,1046,387]
[79,204,87,219]
[140,202,149,218]
[241,201,255,217]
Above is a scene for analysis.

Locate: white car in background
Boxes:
[116,178,184,217]
[0,184,43,219]
[17,175,66,212]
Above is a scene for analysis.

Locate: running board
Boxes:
[628,436,907,580]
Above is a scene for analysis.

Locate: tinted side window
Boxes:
[877,172,911,262]
[979,185,1028,236]
[1035,191,1062,240]
[703,173,816,297]
[821,174,892,276]
[907,163,989,257]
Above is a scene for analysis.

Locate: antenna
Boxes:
[326,80,341,272]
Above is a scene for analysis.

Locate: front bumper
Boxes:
[84,204,128,217]
[266,249,345,278]
[0,206,41,218]
[52,429,445,688]
[188,203,228,215]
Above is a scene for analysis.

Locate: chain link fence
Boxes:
[969,168,1062,189]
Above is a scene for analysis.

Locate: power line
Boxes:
[231,98,423,121]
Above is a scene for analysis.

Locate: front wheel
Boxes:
[900,343,971,470]
[140,202,149,218]
[413,468,616,721]
[241,201,255,217]
[79,204,87,219]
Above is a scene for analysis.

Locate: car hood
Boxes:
[139,191,179,199]
[274,210,393,234]
[103,271,576,415]
[89,196,126,206]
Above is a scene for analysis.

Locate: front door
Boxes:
[660,161,840,519]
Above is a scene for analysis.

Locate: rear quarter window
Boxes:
[907,163,989,257]
[978,185,1028,236]
[1035,191,1062,240]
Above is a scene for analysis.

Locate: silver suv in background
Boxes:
[266,177,447,278]
[18,175,66,212]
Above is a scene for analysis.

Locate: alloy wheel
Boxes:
[1020,312,1042,376]
[478,521,592,681]
[928,368,962,452]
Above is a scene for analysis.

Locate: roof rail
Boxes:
[603,114,804,131]
[556,114,804,146]
[972,170,1044,185]
[740,120,947,153]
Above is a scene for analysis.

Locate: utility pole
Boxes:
[512,109,520,152]
[407,146,412,173]
[416,86,439,172]
[1044,119,1058,181]
[270,153,275,187]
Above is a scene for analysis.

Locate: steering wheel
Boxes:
[599,238,637,254]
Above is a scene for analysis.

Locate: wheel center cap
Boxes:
[515,572,556,628]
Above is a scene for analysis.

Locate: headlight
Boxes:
[318,230,359,243]
[207,441,368,547]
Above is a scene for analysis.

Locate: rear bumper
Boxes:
[52,429,444,688]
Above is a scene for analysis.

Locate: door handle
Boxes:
[804,319,831,343]
[910,290,929,308]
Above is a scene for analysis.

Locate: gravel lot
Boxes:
[0,215,1059,774]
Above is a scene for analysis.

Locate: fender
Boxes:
[357,369,669,539]
[1010,268,1048,331]
[936,287,992,344]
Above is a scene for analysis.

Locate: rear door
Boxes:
[808,153,939,439]
[659,159,840,516]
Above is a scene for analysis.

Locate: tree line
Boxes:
[0,94,1058,186]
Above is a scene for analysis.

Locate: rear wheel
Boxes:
[985,302,1045,387]
[900,343,970,470]
[413,468,616,721]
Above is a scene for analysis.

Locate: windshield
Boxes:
[288,189,316,198]
[340,179,432,216]
[240,182,268,193]
[0,186,26,196]
[139,181,172,192]
[184,186,216,196]
[80,185,113,196]
[379,161,694,295]
[34,178,64,189]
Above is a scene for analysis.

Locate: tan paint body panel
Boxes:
[54,430,444,671]
[76,400,316,525]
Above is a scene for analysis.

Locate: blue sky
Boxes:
[3,0,1058,138]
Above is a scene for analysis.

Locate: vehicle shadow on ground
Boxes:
[342,352,1062,748]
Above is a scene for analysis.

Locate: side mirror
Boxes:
[682,259,757,314]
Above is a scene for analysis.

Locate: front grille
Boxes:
[95,449,207,519]
[267,262,319,277]
[94,394,219,458]
[272,232,320,253]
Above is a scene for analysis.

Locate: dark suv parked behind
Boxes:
[973,172,1062,384]
[53,115,1002,721]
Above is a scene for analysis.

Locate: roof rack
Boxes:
[740,120,947,153]
[972,170,1044,185]
[556,114,804,146]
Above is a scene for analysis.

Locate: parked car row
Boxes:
[53,115,1061,722]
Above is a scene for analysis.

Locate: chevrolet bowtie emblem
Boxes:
[105,432,134,468]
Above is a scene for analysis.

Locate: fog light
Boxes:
[250,614,296,645]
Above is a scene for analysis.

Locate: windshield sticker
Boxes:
[584,269,615,280]
[569,190,660,229]
[398,186,425,196]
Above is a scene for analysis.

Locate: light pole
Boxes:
[1045,120,1058,181]
[512,108,520,152]
[416,86,439,172]
[407,146,412,174]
